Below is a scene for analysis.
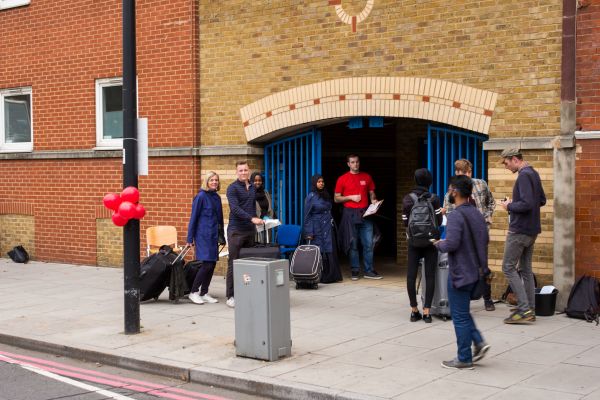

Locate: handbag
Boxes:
[458,209,489,300]
[7,245,29,263]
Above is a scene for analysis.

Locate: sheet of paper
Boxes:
[363,199,384,217]
[256,219,281,232]
[539,285,557,294]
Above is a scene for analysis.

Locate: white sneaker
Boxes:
[189,292,204,304]
[201,294,218,304]
[226,297,235,308]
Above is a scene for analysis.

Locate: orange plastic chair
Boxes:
[146,226,181,256]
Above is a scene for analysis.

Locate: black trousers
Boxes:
[226,228,255,299]
[191,261,216,296]
[407,244,438,309]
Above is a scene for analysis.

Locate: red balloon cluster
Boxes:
[103,187,146,226]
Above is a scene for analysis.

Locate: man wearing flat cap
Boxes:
[499,149,546,324]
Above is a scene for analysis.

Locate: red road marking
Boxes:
[0,350,229,400]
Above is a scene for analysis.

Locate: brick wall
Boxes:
[0,0,198,149]
[487,149,554,278]
[0,214,35,259]
[574,2,600,279]
[576,1,600,131]
[0,0,199,264]
[575,139,600,279]
[0,157,197,265]
[199,0,562,146]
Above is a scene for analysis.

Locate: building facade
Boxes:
[0,0,596,305]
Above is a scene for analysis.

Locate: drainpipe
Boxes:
[553,0,577,310]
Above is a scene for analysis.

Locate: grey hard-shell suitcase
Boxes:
[419,252,451,320]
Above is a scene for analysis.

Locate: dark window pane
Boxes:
[103,86,123,139]
[4,94,31,143]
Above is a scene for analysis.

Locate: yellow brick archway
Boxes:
[240,77,498,142]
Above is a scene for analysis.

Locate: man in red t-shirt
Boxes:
[334,154,382,280]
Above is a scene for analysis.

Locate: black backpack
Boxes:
[7,245,29,263]
[407,193,439,247]
[565,275,600,325]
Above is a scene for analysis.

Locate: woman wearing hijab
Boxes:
[303,174,342,283]
[186,171,226,305]
[250,172,274,219]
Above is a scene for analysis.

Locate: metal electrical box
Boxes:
[233,258,291,361]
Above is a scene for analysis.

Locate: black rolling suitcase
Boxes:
[239,229,280,259]
[140,244,190,302]
[290,244,322,289]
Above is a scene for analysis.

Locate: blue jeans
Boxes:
[349,218,374,273]
[448,280,484,363]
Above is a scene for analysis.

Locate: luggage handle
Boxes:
[171,244,192,265]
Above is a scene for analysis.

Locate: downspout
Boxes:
[553,0,577,310]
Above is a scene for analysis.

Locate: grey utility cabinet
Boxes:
[233,257,292,361]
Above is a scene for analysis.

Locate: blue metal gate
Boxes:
[427,124,488,197]
[264,129,322,225]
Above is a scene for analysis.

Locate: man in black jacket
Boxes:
[402,168,443,323]
[225,160,265,308]
[435,175,491,370]
[499,149,546,324]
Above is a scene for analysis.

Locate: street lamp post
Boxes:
[122,0,140,335]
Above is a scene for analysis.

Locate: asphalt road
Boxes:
[0,344,263,400]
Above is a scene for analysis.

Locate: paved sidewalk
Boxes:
[1,259,599,400]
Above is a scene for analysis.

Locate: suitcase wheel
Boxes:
[295,283,300,290]
[312,283,319,290]
[153,296,159,302]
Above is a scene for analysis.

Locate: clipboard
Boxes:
[363,199,383,217]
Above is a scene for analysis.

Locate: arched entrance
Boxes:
[240,77,497,270]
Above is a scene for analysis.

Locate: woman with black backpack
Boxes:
[401,168,443,323]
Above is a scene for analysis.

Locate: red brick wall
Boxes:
[575,139,600,279]
[0,0,199,264]
[576,1,600,131]
[575,2,600,278]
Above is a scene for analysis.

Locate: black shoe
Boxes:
[423,314,432,323]
[364,271,383,280]
[410,311,422,322]
[484,300,496,311]
[351,271,359,281]
[472,342,491,363]
[441,358,474,370]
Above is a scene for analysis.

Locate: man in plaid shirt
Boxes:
[443,159,496,310]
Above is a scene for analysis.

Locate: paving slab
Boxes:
[0,259,598,400]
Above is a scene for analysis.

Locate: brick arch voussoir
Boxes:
[240,77,498,142]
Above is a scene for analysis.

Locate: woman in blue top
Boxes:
[303,174,342,283]
[186,171,225,304]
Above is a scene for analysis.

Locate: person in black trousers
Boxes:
[225,160,264,308]
[186,171,225,305]
[402,168,443,323]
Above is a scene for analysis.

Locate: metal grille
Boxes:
[427,124,488,197]
[264,129,322,225]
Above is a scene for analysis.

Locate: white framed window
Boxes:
[0,0,30,10]
[96,77,123,148]
[0,87,33,152]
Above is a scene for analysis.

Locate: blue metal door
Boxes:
[427,124,488,197]
[264,129,322,225]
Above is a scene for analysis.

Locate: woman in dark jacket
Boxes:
[186,171,225,305]
[303,174,342,283]
[401,168,444,323]
[250,172,274,219]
